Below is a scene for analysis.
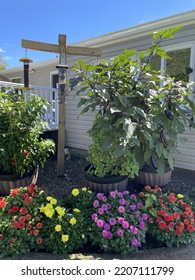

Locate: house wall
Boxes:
[1,12,195,171]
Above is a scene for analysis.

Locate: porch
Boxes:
[0,81,59,130]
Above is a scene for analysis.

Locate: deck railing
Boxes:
[0,81,58,130]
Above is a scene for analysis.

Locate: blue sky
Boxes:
[1,0,195,68]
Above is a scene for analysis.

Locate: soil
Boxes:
[37,155,195,200]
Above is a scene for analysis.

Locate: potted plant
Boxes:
[0,88,55,195]
[70,26,195,188]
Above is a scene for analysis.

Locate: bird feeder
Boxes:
[19,57,33,88]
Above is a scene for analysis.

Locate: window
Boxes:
[11,77,21,83]
[165,48,191,82]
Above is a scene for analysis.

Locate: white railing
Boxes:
[0,81,58,130]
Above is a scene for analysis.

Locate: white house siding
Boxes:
[1,10,195,170]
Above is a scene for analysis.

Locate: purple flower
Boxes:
[117,192,123,198]
[139,221,145,229]
[106,231,113,239]
[109,217,116,226]
[118,217,124,224]
[106,203,111,210]
[123,190,129,195]
[93,200,99,208]
[134,211,139,217]
[117,228,124,236]
[130,204,136,211]
[91,213,98,221]
[137,202,143,209]
[102,230,108,238]
[131,238,140,247]
[97,193,104,200]
[119,198,126,205]
[118,206,125,213]
[130,226,138,234]
[96,219,104,228]
[102,196,107,202]
[110,191,116,198]
[142,213,148,221]
[98,208,104,215]
[104,223,111,231]
[122,220,129,229]
[130,194,136,200]
[102,204,108,211]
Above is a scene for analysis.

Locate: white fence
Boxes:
[0,81,59,130]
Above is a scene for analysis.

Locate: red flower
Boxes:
[28,184,36,194]
[24,193,29,199]
[190,218,194,225]
[11,188,19,196]
[12,206,19,212]
[156,216,162,222]
[25,214,32,221]
[187,224,194,233]
[149,218,154,224]
[159,221,166,229]
[179,222,184,229]
[13,221,19,229]
[173,212,180,220]
[19,216,26,223]
[10,161,16,166]
[36,223,42,229]
[169,194,176,203]
[27,224,32,230]
[176,229,182,236]
[22,150,29,156]
[25,197,32,205]
[184,219,189,225]
[36,238,43,244]
[0,234,3,240]
[20,207,27,215]
[164,215,171,222]
[18,222,25,229]
[168,222,175,228]
[183,212,189,218]
[0,199,6,208]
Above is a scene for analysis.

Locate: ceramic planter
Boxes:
[136,165,172,187]
[0,166,39,196]
[84,164,128,195]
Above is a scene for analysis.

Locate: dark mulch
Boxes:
[37,155,195,200]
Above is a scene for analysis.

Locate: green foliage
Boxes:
[70,26,195,175]
[0,88,55,176]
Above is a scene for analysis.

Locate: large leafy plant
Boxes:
[0,88,55,176]
[70,26,195,175]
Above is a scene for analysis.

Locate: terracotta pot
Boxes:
[136,165,172,187]
[84,164,128,195]
[0,166,39,196]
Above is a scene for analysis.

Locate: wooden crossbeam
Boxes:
[22,39,101,57]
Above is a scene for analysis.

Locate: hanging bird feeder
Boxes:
[19,56,33,88]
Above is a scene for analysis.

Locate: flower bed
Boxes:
[0,184,195,258]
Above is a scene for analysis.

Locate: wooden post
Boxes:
[21,35,101,177]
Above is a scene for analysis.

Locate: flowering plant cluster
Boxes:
[0,89,55,177]
[91,190,148,254]
[139,185,195,247]
[39,188,95,254]
[0,184,47,257]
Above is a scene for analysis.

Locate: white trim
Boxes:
[10,76,22,83]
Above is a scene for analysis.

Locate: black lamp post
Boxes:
[19,57,33,88]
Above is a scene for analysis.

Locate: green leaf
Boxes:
[145,198,154,208]
[144,149,152,162]
[149,208,157,217]
[122,119,134,138]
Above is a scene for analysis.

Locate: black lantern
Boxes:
[19,57,33,88]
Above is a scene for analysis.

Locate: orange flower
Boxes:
[36,238,43,244]
[25,214,32,221]
[145,186,151,191]
[138,192,145,197]
[33,229,39,236]
[149,218,154,224]
[0,199,6,208]
[36,223,42,229]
